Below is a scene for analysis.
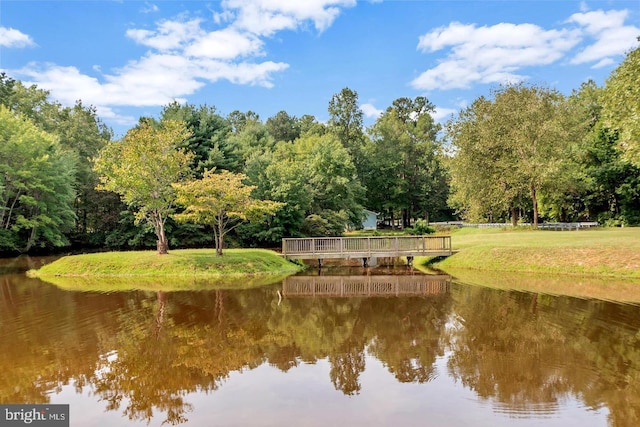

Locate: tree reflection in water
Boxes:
[2,269,640,426]
[446,285,640,427]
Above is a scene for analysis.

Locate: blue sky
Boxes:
[1,0,639,137]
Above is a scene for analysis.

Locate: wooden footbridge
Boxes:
[282,235,452,266]
[282,274,451,297]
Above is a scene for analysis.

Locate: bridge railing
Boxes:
[282,274,451,297]
[282,235,451,258]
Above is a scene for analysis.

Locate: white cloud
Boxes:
[95,107,137,127]
[361,103,382,119]
[568,9,627,34]
[579,1,589,13]
[141,2,159,14]
[19,64,111,105]
[432,106,457,122]
[20,56,200,107]
[106,54,204,104]
[127,20,265,60]
[223,0,357,36]
[591,58,615,69]
[194,58,289,87]
[412,8,639,91]
[15,1,353,125]
[184,28,264,59]
[412,21,581,90]
[214,10,235,25]
[0,27,36,48]
[567,10,640,66]
[18,58,285,128]
[126,19,203,52]
[455,98,468,109]
[20,52,290,108]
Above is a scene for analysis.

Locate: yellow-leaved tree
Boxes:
[172,169,283,255]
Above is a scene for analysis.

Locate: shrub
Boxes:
[405,219,435,235]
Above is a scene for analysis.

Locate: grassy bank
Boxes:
[29,248,303,278]
[421,227,640,279]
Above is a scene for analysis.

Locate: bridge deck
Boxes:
[282,235,452,260]
[282,275,451,297]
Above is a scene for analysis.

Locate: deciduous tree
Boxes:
[568,81,640,225]
[0,74,114,243]
[447,85,574,226]
[328,88,366,179]
[367,97,444,227]
[265,110,301,143]
[447,96,518,223]
[601,44,640,167]
[93,120,193,254]
[0,106,77,252]
[172,169,283,255]
[244,133,364,239]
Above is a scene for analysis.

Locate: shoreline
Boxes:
[416,227,640,280]
[28,248,303,279]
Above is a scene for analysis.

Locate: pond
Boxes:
[1,257,639,426]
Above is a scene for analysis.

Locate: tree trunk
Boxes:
[530,183,539,228]
[0,199,7,228]
[216,215,225,256]
[157,238,168,254]
[4,190,21,229]
[511,206,518,227]
[402,209,408,229]
[81,207,87,234]
[216,235,223,256]
[153,211,169,254]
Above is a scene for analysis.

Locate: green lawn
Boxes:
[29,248,302,278]
[423,227,640,279]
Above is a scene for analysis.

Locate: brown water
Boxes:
[1,257,640,426]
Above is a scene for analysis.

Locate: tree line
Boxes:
[0,45,638,255]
